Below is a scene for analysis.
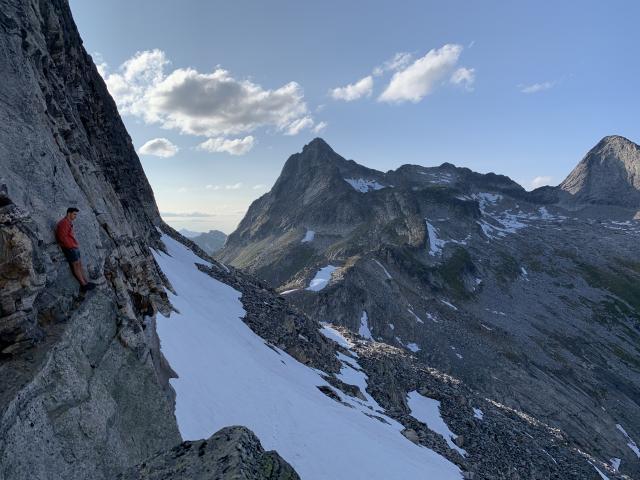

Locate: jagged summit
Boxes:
[560,135,640,207]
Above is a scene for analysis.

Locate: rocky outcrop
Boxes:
[191,229,227,255]
[0,0,181,477]
[559,135,640,207]
[117,426,300,480]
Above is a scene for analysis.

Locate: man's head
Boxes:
[66,207,79,221]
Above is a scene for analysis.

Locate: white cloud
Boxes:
[138,137,179,157]
[198,136,255,155]
[285,116,315,135]
[378,44,463,103]
[330,76,374,102]
[529,176,553,190]
[450,67,475,91]
[520,81,555,94]
[205,184,221,190]
[100,50,312,138]
[313,121,328,133]
[225,182,243,190]
[252,184,267,190]
[373,52,413,76]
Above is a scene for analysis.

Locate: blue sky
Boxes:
[69,0,640,233]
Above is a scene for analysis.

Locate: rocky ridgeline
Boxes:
[219,137,640,478]
[117,426,300,480]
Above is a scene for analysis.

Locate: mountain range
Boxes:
[218,136,640,478]
[0,0,638,479]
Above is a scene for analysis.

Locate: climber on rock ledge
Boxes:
[56,207,96,293]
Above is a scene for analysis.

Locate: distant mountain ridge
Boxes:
[218,136,640,478]
[179,229,227,255]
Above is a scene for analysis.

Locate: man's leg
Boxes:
[70,260,87,286]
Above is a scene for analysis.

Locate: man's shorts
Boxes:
[62,247,81,263]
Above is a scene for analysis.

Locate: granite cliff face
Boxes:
[219,137,640,478]
[0,1,296,479]
[559,135,640,208]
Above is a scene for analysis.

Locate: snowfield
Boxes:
[153,235,462,480]
[306,265,338,291]
[344,177,386,192]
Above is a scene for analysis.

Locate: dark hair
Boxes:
[66,207,79,214]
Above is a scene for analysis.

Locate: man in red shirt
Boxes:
[55,207,96,292]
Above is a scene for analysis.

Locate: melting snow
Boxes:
[153,235,462,479]
[301,229,315,243]
[441,299,458,310]
[408,309,425,324]
[344,178,386,193]
[319,323,354,349]
[473,408,484,420]
[426,221,446,256]
[306,265,338,291]
[610,458,621,471]
[616,424,640,458]
[407,391,467,457]
[373,259,393,279]
[358,311,373,340]
[590,462,610,480]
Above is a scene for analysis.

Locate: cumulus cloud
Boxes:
[198,136,255,155]
[529,176,553,190]
[450,67,476,91]
[520,81,555,94]
[99,50,313,139]
[372,52,413,76]
[138,137,179,157]
[330,76,374,101]
[285,116,315,135]
[313,121,328,133]
[225,183,243,190]
[205,184,221,190]
[378,44,463,103]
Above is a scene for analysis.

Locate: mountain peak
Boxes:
[303,137,333,152]
[559,135,640,207]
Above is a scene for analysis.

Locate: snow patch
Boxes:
[406,343,421,353]
[301,229,315,243]
[344,178,386,193]
[306,265,338,291]
[609,458,621,471]
[590,462,610,480]
[426,221,446,256]
[153,236,462,479]
[280,288,299,295]
[441,299,458,310]
[373,259,393,279]
[473,408,484,420]
[407,391,467,457]
[408,309,424,324]
[616,424,640,458]
[358,311,373,340]
[319,323,354,349]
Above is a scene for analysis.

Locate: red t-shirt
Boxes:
[55,217,79,249]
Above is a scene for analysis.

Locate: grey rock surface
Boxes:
[219,137,640,478]
[0,0,182,477]
[117,426,300,480]
[190,229,227,255]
